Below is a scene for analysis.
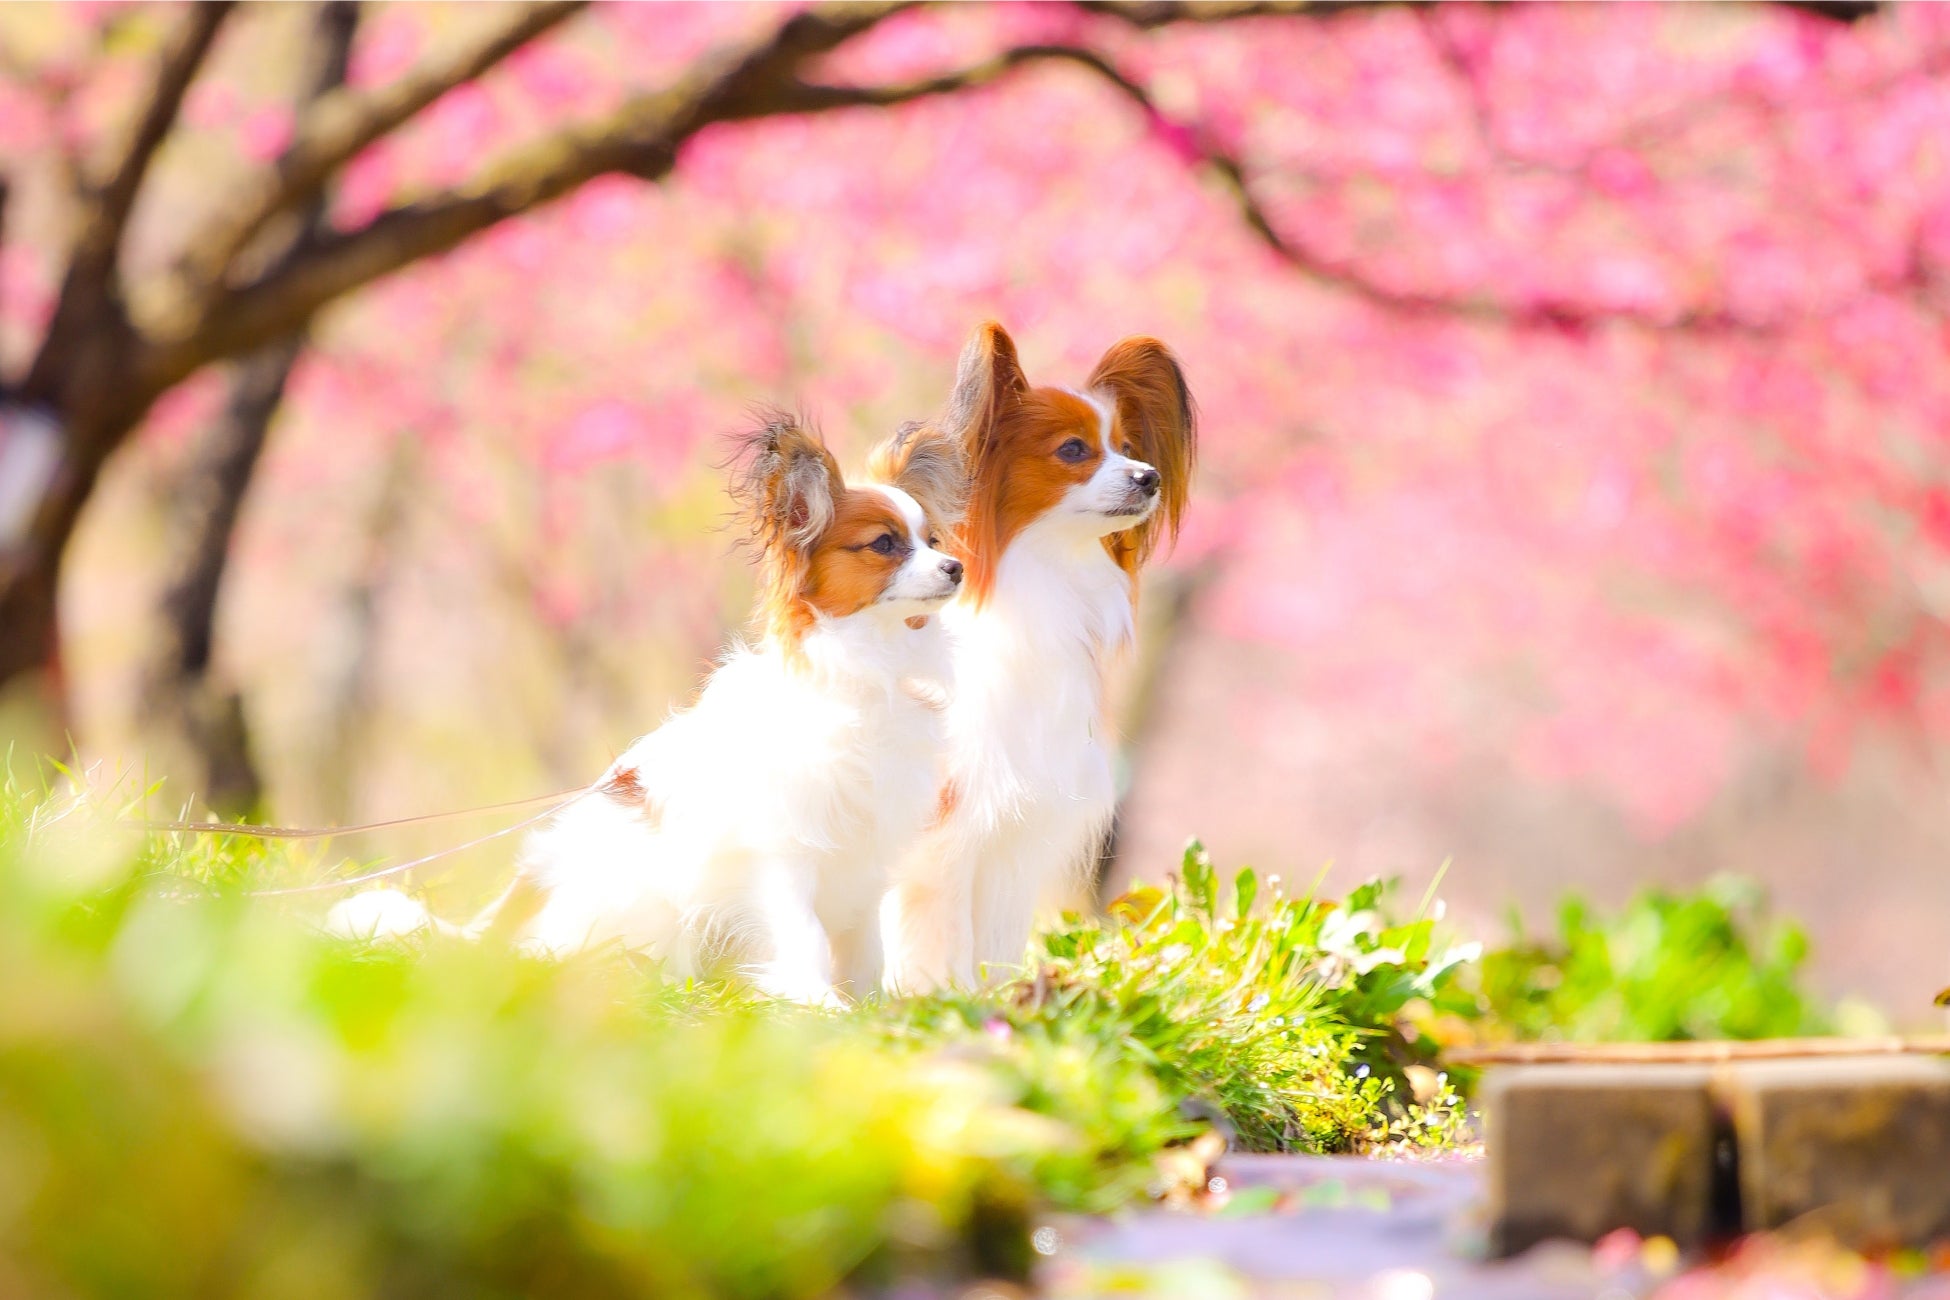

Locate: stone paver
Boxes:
[1474,1055,1950,1254]
[1482,1064,1722,1255]
[1721,1056,1950,1247]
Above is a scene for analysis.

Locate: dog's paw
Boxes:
[324,889,435,940]
[749,961,846,1010]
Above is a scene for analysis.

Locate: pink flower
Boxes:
[238,105,294,164]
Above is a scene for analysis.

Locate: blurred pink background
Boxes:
[4,2,1947,1015]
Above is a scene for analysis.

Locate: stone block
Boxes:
[1720,1055,1950,1248]
[1483,1063,1721,1256]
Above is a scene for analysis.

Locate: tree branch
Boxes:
[581,32,1782,336]
[1777,1,1881,21]
[762,44,1096,112]
[138,0,1829,392]
[1081,0,1880,22]
[138,1,911,387]
[92,3,234,255]
[890,44,1768,333]
[173,0,589,302]
[1077,1,1391,26]
[24,3,232,403]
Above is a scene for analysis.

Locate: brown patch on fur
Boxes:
[726,413,919,661]
[975,389,1108,600]
[867,420,969,540]
[602,764,644,803]
[934,323,1197,601]
[598,764,663,830]
[905,615,929,630]
[726,414,843,658]
[960,382,1109,600]
[800,492,911,624]
[1087,337,1198,580]
[939,322,1029,450]
[928,779,960,829]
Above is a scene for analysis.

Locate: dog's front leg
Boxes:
[880,835,976,995]
[746,862,843,1008]
[828,916,884,1004]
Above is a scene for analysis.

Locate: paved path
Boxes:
[1041,1154,1606,1300]
[1035,1154,1950,1300]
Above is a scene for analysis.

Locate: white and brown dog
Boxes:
[334,415,966,1006]
[882,322,1197,992]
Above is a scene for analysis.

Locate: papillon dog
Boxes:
[333,415,966,1006]
[881,322,1196,992]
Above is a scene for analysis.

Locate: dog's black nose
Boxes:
[1130,466,1161,496]
[941,557,964,583]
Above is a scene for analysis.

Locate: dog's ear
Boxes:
[867,421,969,534]
[726,412,844,555]
[940,321,1029,452]
[1088,336,1198,566]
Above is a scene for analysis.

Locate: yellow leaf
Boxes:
[1107,884,1166,927]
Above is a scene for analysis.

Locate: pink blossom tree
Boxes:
[8,0,1944,846]
[1,0,1324,697]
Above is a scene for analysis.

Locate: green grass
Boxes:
[0,773,1831,1295]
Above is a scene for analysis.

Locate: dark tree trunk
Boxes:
[0,400,130,733]
[142,335,304,813]
[138,2,359,814]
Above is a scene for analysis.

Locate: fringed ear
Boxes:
[1087,337,1198,566]
[940,320,1029,452]
[725,411,844,556]
[867,420,969,534]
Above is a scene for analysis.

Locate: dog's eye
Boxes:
[1122,442,1135,457]
[869,533,898,556]
[1056,438,1091,463]
[927,536,941,549]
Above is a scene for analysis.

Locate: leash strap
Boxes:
[132,788,586,840]
[244,787,597,897]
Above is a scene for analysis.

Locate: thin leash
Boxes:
[133,785,597,899]
[244,789,595,897]
[131,788,585,840]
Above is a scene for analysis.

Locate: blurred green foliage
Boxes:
[0,788,1466,1297]
[0,771,1840,1296]
[5,797,1044,1296]
[1464,876,1829,1043]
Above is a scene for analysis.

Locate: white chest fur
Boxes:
[907,522,1134,976]
[944,521,1133,815]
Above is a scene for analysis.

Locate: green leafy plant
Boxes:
[1465,876,1829,1043]
[992,843,1475,1153]
[875,864,1467,1161]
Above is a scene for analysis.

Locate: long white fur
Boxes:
[882,424,1158,991]
[333,484,959,1007]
